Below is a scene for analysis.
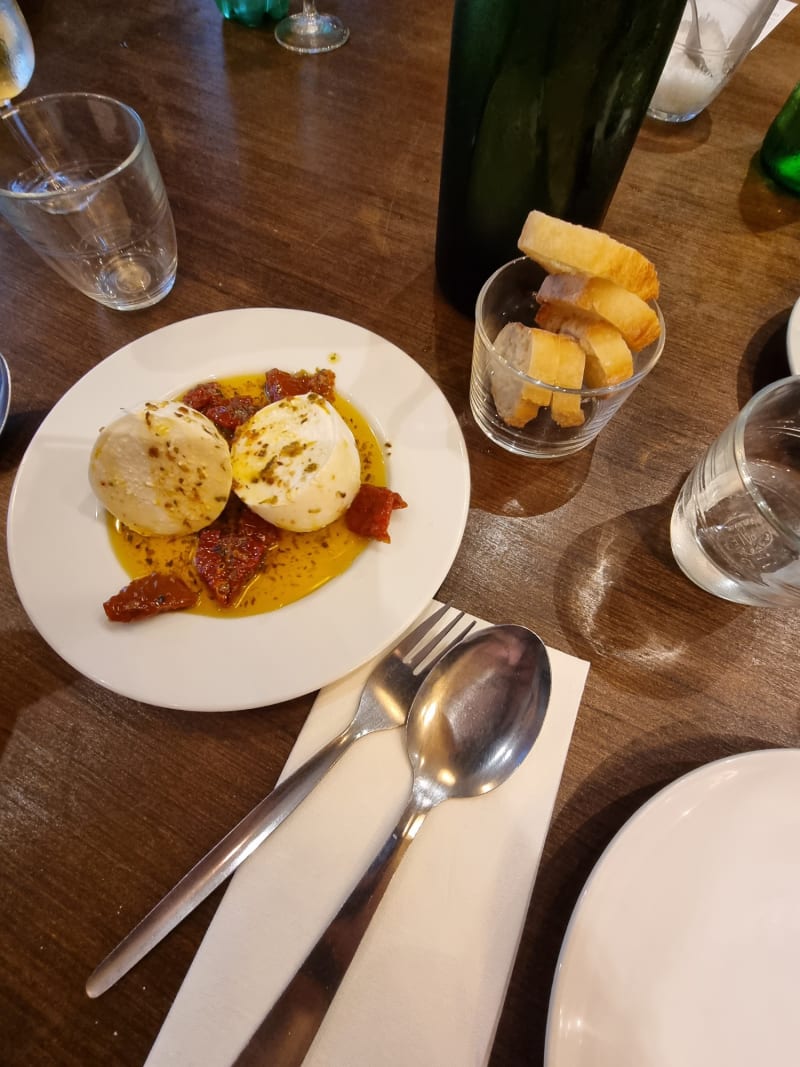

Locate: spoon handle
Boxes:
[86,728,355,999]
[232,801,427,1067]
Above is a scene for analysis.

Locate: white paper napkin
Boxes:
[754,0,795,49]
[145,608,589,1067]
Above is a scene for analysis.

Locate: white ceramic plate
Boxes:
[787,295,800,373]
[7,309,470,712]
[545,748,800,1067]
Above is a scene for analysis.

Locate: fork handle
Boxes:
[232,802,427,1067]
[85,727,356,999]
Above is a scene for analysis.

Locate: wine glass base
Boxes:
[274,12,349,54]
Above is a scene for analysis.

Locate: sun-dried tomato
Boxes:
[264,368,336,405]
[103,573,198,622]
[345,484,407,543]
[194,499,280,606]
[181,381,225,412]
[203,396,262,439]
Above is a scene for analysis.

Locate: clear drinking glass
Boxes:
[648,0,778,123]
[670,377,800,606]
[0,92,177,310]
[274,1,349,54]
[469,257,665,459]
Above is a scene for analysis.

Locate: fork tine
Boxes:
[405,610,471,670]
[404,608,463,668]
[409,617,476,676]
[390,602,452,659]
[407,610,462,665]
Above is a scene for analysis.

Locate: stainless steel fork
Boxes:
[86,603,474,998]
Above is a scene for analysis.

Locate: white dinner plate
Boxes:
[545,748,800,1067]
[787,295,800,373]
[7,309,470,712]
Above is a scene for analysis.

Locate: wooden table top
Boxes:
[2,3,799,1064]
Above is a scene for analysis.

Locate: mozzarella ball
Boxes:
[89,401,232,535]
[231,394,361,532]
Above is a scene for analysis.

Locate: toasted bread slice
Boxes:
[491,322,581,428]
[536,304,634,387]
[524,328,563,407]
[536,272,660,352]
[490,321,541,428]
[518,211,659,302]
[550,337,586,428]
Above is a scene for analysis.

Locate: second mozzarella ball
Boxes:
[231,393,361,532]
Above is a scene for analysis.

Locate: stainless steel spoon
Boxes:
[232,623,551,1067]
[0,352,10,436]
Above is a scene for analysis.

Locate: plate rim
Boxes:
[7,307,471,712]
[787,296,800,374]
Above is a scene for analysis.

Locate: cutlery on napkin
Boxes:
[87,605,474,998]
[144,606,589,1067]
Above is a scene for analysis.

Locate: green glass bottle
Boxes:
[214,0,289,28]
[435,0,686,313]
[761,82,800,196]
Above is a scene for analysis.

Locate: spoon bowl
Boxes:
[0,352,10,436]
[408,624,551,804]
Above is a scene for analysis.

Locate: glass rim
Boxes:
[475,255,666,398]
[732,375,800,549]
[0,92,147,202]
[678,44,746,57]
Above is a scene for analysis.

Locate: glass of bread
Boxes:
[470,211,665,459]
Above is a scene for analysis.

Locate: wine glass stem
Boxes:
[302,1,318,15]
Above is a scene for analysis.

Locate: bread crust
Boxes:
[518,211,659,302]
[549,338,586,428]
[535,305,634,387]
[536,272,660,352]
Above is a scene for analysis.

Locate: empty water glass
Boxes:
[671,376,800,606]
[0,92,177,310]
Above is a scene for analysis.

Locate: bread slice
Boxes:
[490,322,589,429]
[523,329,564,407]
[490,321,541,428]
[536,272,660,352]
[518,211,659,302]
[536,304,634,387]
[550,338,586,428]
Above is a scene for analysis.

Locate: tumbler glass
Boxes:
[670,377,800,606]
[0,93,177,310]
[470,257,665,459]
[648,0,778,123]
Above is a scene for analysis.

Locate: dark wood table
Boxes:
[2,3,799,1064]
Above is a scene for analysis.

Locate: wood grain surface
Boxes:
[2,2,799,1065]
